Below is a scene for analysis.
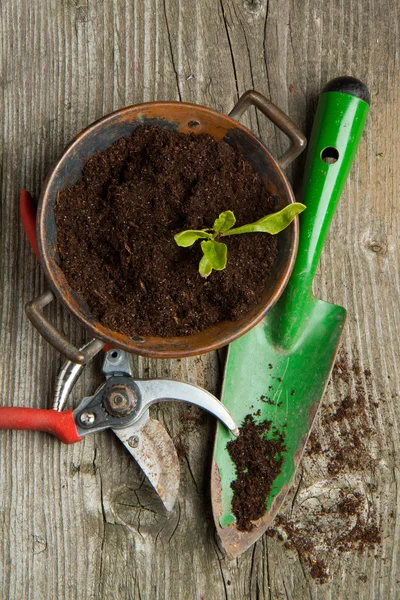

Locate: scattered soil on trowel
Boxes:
[227,415,286,531]
[55,125,278,338]
[269,352,382,584]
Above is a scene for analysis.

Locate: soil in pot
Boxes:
[55,125,279,338]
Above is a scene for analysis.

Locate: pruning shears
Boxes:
[0,344,237,510]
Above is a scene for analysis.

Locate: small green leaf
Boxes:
[199,254,212,278]
[213,210,236,234]
[174,229,212,247]
[201,240,227,271]
[223,203,306,236]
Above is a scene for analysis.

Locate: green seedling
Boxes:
[174,203,306,277]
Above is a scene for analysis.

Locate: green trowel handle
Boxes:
[269,77,370,348]
[291,76,370,296]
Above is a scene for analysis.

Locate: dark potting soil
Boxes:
[55,125,279,338]
[227,415,286,531]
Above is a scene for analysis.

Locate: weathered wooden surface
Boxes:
[0,1,399,598]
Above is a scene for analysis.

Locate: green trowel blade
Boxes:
[211,299,345,557]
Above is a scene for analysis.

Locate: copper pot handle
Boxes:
[25,290,104,364]
[229,90,306,169]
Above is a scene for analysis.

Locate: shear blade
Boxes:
[113,417,180,512]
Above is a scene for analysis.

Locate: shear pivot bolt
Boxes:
[104,384,138,418]
[80,412,96,425]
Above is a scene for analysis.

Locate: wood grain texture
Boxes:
[0,0,399,598]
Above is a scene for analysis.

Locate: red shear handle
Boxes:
[0,408,82,444]
[20,190,40,260]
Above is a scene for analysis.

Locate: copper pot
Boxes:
[26,90,306,363]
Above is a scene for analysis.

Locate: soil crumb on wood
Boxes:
[227,415,286,531]
[55,125,278,338]
[270,352,381,584]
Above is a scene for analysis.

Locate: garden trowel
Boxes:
[211,77,370,558]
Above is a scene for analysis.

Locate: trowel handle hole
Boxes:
[321,147,339,164]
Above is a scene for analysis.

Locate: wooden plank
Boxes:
[0,0,399,598]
